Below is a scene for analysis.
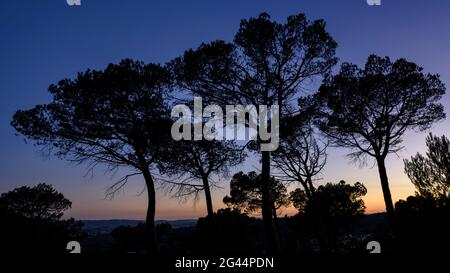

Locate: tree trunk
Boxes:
[306,180,330,252]
[142,168,158,253]
[261,150,280,253]
[201,175,217,252]
[376,157,397,232]
[311,195,330,252]
[202,175,215,225]
[272,206,283,251]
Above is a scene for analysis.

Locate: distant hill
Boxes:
[82,219,197,235]
[81,213,385,236]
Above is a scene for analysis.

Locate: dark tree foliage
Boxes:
[289,180,367,251]
[310,55,446,228]
[11,59,172,252]
[394,134,450,253]
[395,195,450,253]
[172,12,337,252]
[111,222,197,255]
[112,223,149,253]
[173,12,337,110]
[289,187,309,212]
[159,140,245,223]
[223,171,290,217]
[290,181,367,217]
[404,133,450,202]
[0,184,83,253]
[194,208,261,254]
[0,183,71,220]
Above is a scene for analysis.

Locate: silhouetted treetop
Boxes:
[307,54,446,227]
[172,12,337,253]
[11,59,173,252]
[223,171,290,214]
[0,184,83,253]
[404,133,450,201]
[312,55,445,160]
[172,12,337,111]
[290,180,367,218]
[11,59,171,170]
[289,180,367,252]
[0,183,71,221]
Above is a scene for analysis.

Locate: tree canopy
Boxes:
[172,12,337,252]
[290,181,367,218]
[313,55,445,162]
[0,183,71,221]
[289,180,367,250]
[404,133,450,202]
[11,59,172,252]
[159,139,245,222]
[310,54,446,227]
[11,59,171,174]
[0,184,83,253]
[223,171,290,215]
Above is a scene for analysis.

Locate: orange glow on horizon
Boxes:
[67,193,406,220]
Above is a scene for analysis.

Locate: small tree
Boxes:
[0,183,83,253]
[313,55,446,228]
[223,171,290,219]
[0,183,71,221]
[290,180,367,250]
[11,59,172,252]
[290,181,367,217]
[404,133,450,202]
[159,139,245,224]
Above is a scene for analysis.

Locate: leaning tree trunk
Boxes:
[261,150,280,253]
[201,175,217,252]
[142,168,159,253]
[376,156,397,232]
[202,175,215,225]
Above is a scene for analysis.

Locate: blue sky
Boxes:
[1,0,449,219]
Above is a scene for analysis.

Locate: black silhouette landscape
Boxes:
[0,1,449,267]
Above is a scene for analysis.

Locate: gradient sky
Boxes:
[1,0,449,220]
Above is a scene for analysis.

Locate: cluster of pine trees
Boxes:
[10,12,447,253]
